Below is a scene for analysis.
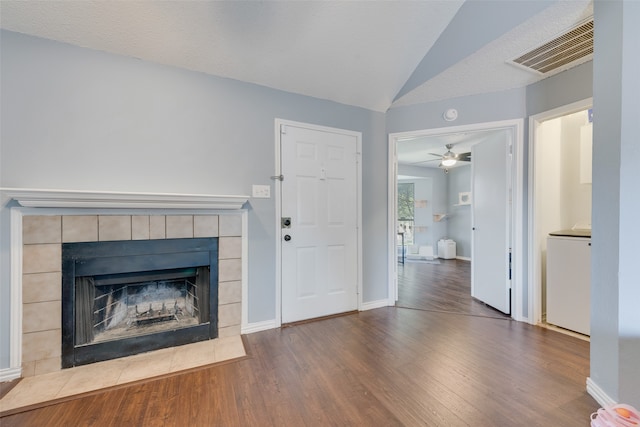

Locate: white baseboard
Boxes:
[0,367,21,382]
[241,301,393,333]
[360,299,391,311]
[587,377,616,407]
[242,319,278,335]
[456,256,471,261]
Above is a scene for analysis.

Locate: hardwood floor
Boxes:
[397,258,510,318]
[2,306,598,426]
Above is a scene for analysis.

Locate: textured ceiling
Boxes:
[393,1,593,107]
[0,0,462,112]
[0,1,592,112]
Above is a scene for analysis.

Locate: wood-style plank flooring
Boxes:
[2,308,598,425]
[2,259,597,425]
[396,258,511,318]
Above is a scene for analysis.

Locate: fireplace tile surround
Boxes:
[20,214,243,378]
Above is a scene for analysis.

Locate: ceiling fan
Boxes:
[428,144,471,167]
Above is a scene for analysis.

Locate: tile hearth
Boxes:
[0,335,246,414]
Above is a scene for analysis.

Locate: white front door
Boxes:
[471,133,512,314]
[280,123,359,323]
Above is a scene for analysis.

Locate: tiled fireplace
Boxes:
[21,213,243,377]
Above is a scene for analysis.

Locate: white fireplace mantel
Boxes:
[1,188,250,210]
[1,188,250,382]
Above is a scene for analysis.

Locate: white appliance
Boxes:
[438,239,456,259]
[546,233,591,335]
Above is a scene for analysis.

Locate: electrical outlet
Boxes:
[252,185,271,198]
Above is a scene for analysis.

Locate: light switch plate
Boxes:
[252,185,271,198]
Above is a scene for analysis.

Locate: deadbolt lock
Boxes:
[281,217,292,228]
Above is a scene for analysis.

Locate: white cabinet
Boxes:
[438,239,456,259]
[546,236,591,335]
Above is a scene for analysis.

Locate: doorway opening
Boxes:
[388,119,524,320]
[528,98,593,335]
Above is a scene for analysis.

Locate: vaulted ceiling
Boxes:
[0,1,593,113]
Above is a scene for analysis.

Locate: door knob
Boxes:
[284,234,292,242]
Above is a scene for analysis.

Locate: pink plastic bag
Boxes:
[591,404,640,427]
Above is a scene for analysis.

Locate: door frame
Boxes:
[387,119,525,321]
[274,118,363,328]
[527,98,593,326]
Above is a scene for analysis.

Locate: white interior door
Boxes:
[471,134,511,314]
[280,124,358,323]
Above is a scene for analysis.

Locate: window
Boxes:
[397,182,414,245]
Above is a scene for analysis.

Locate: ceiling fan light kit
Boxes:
[441,144,458,166]
[441,157,457,167]
[423,143,471,171]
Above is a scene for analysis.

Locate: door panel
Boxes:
[297,177,317,225]
[281,124,358,323]
[471,134,511,314]
[327,245,346,293]
[296,247,317,299]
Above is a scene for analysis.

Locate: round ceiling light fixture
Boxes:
[441,156,457,167]
[443,108,458,122]
[441,146,458,167]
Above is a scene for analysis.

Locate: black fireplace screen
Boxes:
[62,238,218,368]
[75,267,210,346]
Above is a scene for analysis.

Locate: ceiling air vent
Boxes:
[510,18,593,75]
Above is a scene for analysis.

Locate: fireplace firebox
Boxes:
[62,238,218,368]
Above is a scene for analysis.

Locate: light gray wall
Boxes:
[397,178,433,251]
[412,178,433,250]
[591,0,620,392]
[397,164,474,257]
[447,165,471,258]
[387,88,526,134]
[0,30,388,369]
[416,164,475,260]
[616,1,640,404]
[591,0,640,407]
[397,165,448,246]
[526,61,593,116]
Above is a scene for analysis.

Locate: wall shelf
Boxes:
[457,191,471,205]
[433,213,448,222]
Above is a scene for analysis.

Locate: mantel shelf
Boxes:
[1,188,250,210]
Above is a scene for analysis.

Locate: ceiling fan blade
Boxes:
[411,159,442,167]
[415,158,441,165]
[458,152,471,162]
[428,152,443,157]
